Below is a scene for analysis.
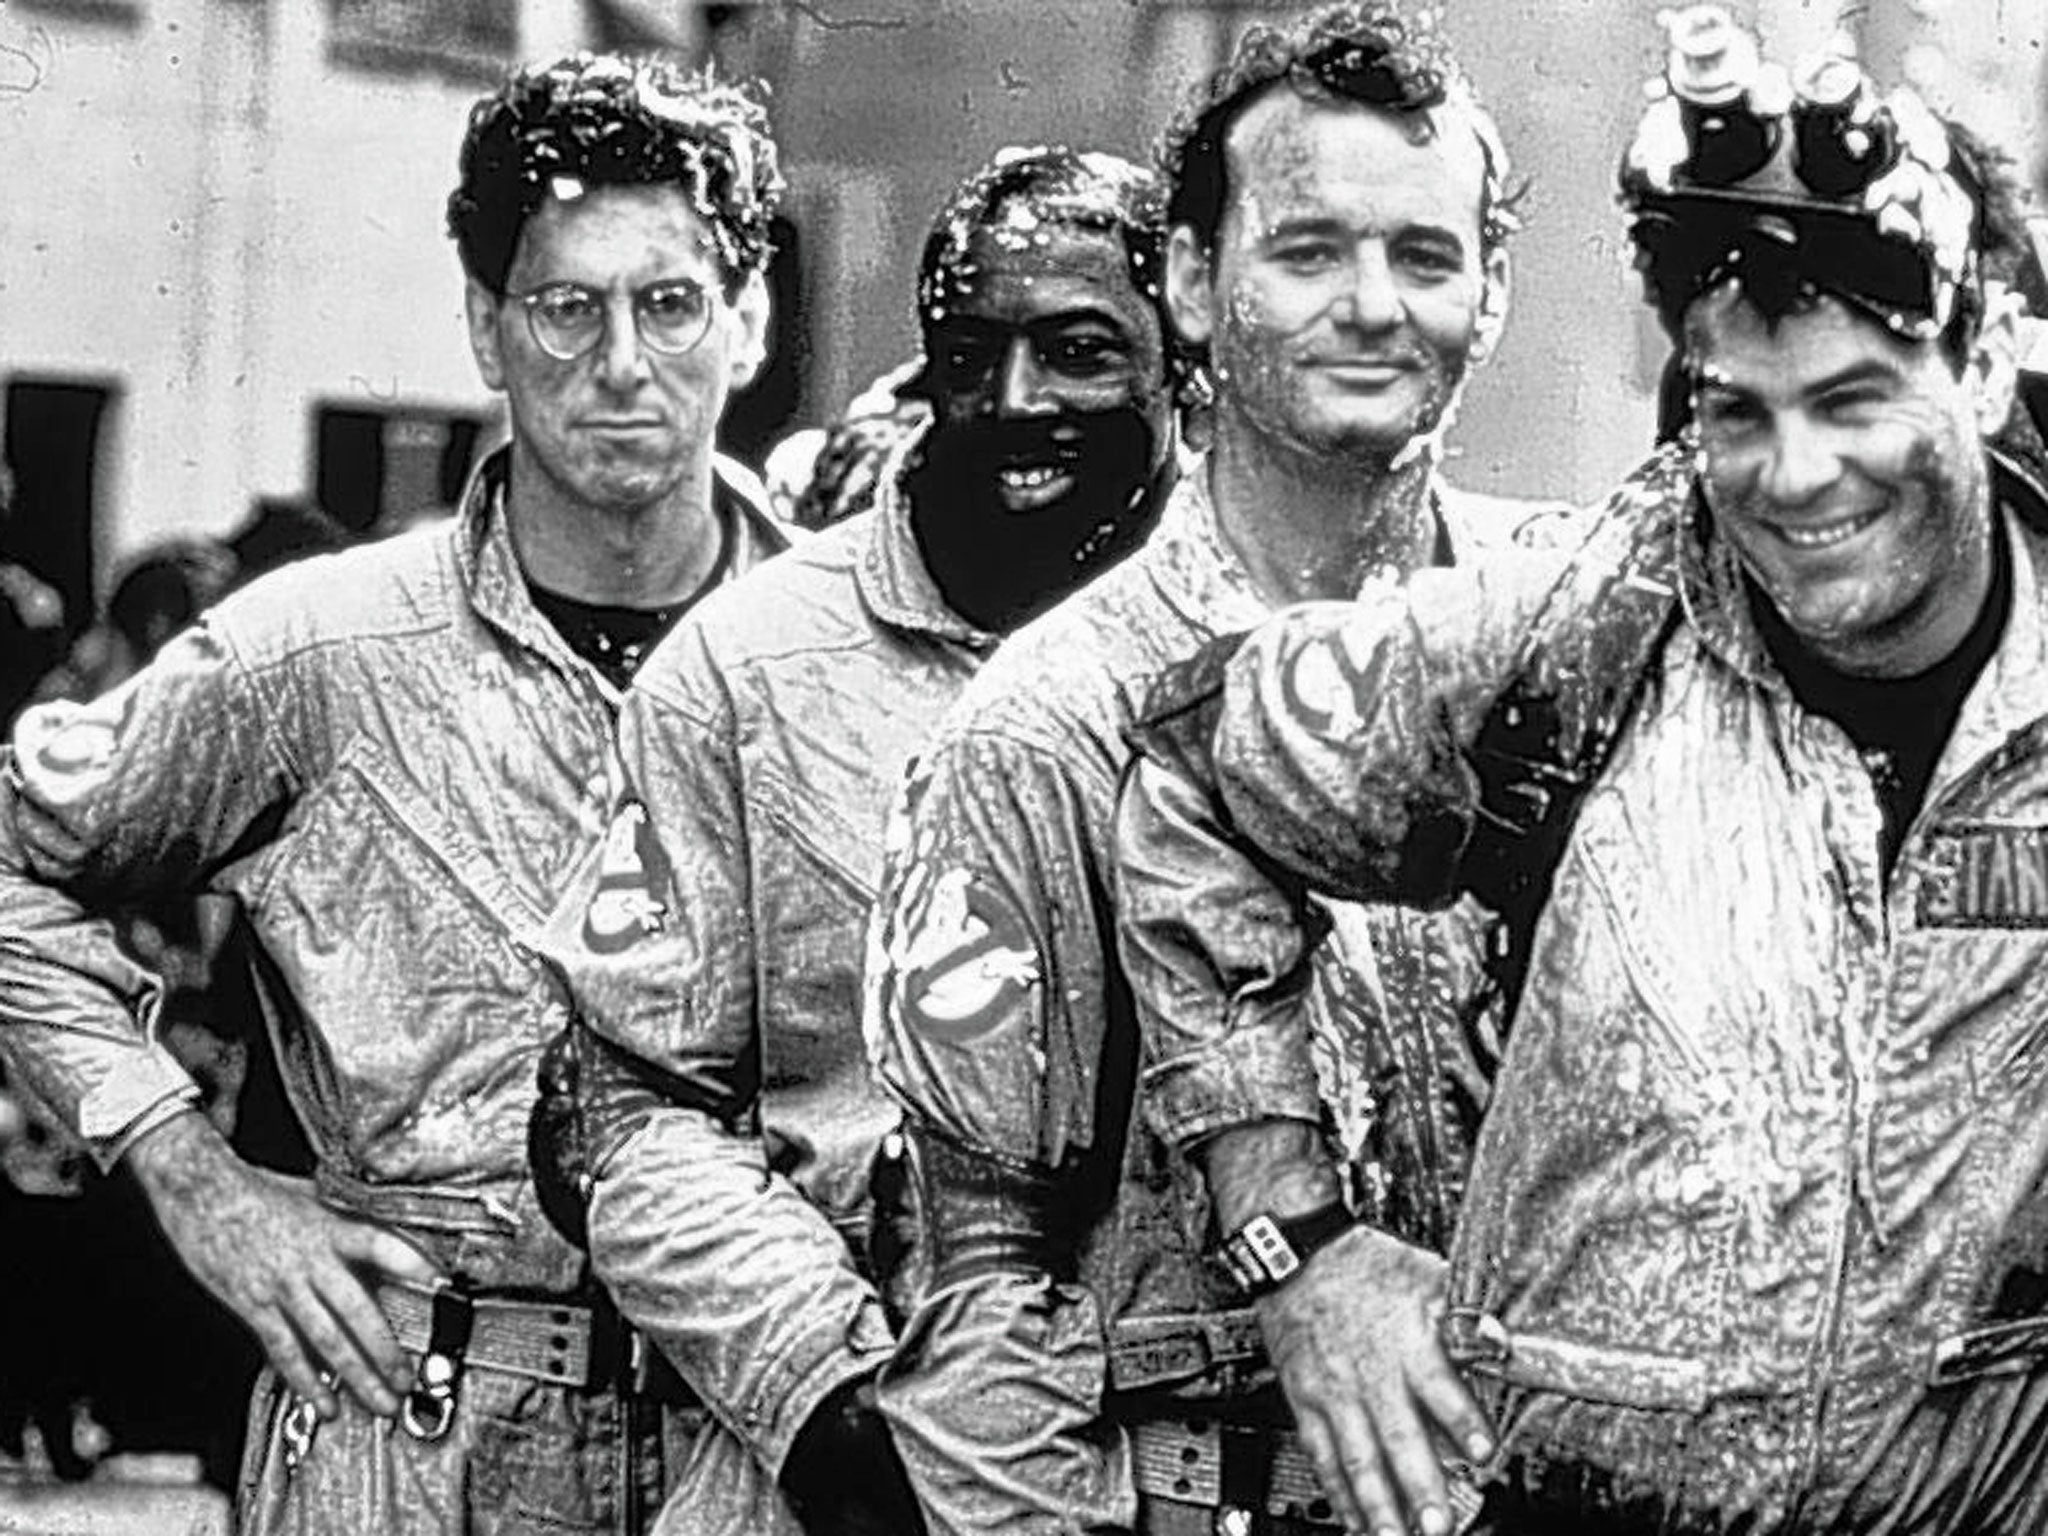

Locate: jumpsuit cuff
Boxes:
[1140,999,1325,1155]
[746,1293,897,1480]
[85,1048,204,1171]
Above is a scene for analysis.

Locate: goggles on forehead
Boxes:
[1618,4,1980,340]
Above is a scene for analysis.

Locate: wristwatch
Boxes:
[1217,1198,1357,1298]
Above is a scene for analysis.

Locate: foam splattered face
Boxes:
[466,182,766,520]
[1173,88,1504,472]
[1688,285,2011,677]
[916,215,1171,532]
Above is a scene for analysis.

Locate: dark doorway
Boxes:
[3,377,117,638]
[314,404,489,535]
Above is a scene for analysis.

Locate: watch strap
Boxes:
[1217,1198,1356,1297]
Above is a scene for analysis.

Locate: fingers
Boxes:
[292,1269,405,1417]
[1292,1413,1368,1535]
[1332,1379,1471,1536]
[1412,1351,1495,1466]
[246,1305,336,1419]
[333,1220,443,1289]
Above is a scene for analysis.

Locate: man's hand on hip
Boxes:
[1199,1118,1491,1536]
[1258,1223,1491,1536]
[125,1109,443,1419]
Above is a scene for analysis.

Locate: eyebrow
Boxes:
[936,306,1136,335]
[1256,215,1351,245]
[1256,213,1467,251]
[1691,359,1899,398]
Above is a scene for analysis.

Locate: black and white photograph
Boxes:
[3,2,2048,1533]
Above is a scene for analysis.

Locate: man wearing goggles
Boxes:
[1113,8,2048,1533]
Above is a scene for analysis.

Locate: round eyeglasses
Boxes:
[514,279,716,362]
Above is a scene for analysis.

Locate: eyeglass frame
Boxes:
[509,276,720,363]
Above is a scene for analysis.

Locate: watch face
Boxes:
[1242,1215,1302,1284]
[1220,1202,1356,1295]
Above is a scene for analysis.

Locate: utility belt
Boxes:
[1127,1418,1339,1533]
[1108,1308,1266,1396]
[373,1279,698,1439]
[1121,1411,1486,1536]
[1106,1311,1333,1533]
[299,1166,699,1435]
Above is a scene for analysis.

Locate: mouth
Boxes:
[1306,356,1417,388]
[993,458,1078,513]
[1767,506,1885,552]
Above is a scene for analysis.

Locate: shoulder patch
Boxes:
[886,863,1041,1041]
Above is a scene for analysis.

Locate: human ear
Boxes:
[727,272,771,391]
[465,280,509,392]
[1165,226,1217,350]
[1469,244,1511,366]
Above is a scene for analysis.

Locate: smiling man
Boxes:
[0,54,786,1534]
[531,147,1177,1536]
[863,7,1564,1534]
[1114,13,2048,1534]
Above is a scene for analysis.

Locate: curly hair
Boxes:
[1158,0,1520,258]
[447,53,784,298]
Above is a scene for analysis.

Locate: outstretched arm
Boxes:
[1113,444,1694,1536]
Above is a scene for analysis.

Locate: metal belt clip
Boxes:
[1439,1307,1511,1370]
[279,1370,338,1473]
[1927,1314,2048,1387]
[402,1284,476,1442]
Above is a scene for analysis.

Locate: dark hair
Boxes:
[447,53,783,298]
[108,542,237,662]
[911,145,1186,396]
[1158,0,1519,257]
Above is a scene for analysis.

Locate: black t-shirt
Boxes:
[525,514,734,690]
[1751,520,2012,876]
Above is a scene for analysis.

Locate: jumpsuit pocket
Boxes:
[467,1380,622,1534]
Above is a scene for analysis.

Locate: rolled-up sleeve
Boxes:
[1113,752,1329,1153]
[0,616,292,1166]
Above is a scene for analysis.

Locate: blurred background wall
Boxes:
[1,0,2041,630]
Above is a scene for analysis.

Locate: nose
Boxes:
[1331,244,1402,333]
[994,338,1056,419]
[1761,417,1840,508]
[594,294,652,392]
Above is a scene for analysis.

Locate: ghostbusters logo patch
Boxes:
[889,865,1040,1040]
[581,799,673,954]
[1920,824,2048,928]
[26,692,137,783]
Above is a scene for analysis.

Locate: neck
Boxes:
[502,439,724,607]
[1206,416,1440,606]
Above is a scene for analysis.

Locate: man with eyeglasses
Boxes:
[0,54,786,1535]
[527,146,1180,1536]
